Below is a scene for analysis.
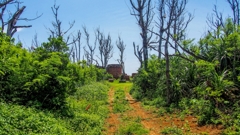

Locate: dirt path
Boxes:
[104,87,120,135]
[125,93,223,135]
[104,86,223,135]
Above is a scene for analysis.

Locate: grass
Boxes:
[161,127,184,135]
[0,82,109,135]
[107,79,133,92]
[116,121,149,135]
[113,89,129,113]
[107,79,149,134]
[116,115,149,135]
[0,102,73,134]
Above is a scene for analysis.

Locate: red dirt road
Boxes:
[104,87,223,135]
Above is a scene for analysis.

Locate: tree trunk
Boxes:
[165,33,171,105]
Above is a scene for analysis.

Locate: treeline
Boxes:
[130,0,240,134]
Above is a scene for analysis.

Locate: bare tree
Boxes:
[47,2,76,43]
[129,0,154,70]
[133,42,143,67]
[154,0,193,105]
[83,26,96,65]
[95,28,104,67]
[0,0,41,37]
[72,30,81,62]
[227,0,240,25]
[47,2,82,62]
[95,28,113,68]
[207,0,240,32]
[31,33,40,48]
[116,36,126,78]
[206,5,224,31]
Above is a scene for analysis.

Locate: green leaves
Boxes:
[41,36,69,53]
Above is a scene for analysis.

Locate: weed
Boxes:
[161,127,184,135]
[113,89,129,113]
[116,122,149,135]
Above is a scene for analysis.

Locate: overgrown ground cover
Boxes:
[105,80,224,135]
[104,80,149,135]
[0,82,109,134]
[0,31,112,134]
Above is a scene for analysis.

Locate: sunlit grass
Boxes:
[0,82,109,135]
[106,79,133,92]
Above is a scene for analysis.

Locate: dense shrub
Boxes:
[130,19,240,132]
[0,33,107,110]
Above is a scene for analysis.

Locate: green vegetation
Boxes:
[130,19,240,134]
[0,30,110,134]
[116,120,149,135]
[0,83,109,134]
[113,89,129,113]
[111,85,148,135]
[161,127,184,135]
[108,79,133,91]
[1,1,240,134]
[65,82,109,134]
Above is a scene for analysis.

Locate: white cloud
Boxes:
[17,28,23,32]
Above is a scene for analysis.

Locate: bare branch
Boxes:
[83,26,96,65]
[0,0,41,37]
[133,42,143,67]
[129,0,154,69]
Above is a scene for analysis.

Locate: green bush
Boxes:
[0,102,73,134]
[0,33,107,110]
[187,99,215,125]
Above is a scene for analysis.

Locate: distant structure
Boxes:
[106,64,122,79]
[132,73,138,78]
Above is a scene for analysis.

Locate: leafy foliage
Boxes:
[131,19,240,132]
[0,32,107,110]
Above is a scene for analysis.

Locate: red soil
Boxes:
[104,87,223,135]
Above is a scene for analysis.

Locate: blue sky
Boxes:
[12,0,232,75]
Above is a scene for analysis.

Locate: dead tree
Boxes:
[95,28,113,68]
[0,0,41,37]
[47,3,76,42]
[95,28,104,67]
[227,0,240,26]
[130,0,154,70]
[154,0,193,105]
[83,26,96,65]
[47,2,82,61]
[133,42,143,67]
[207,0,240,32]
[72,30,81,62]
[116,36,126,78]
